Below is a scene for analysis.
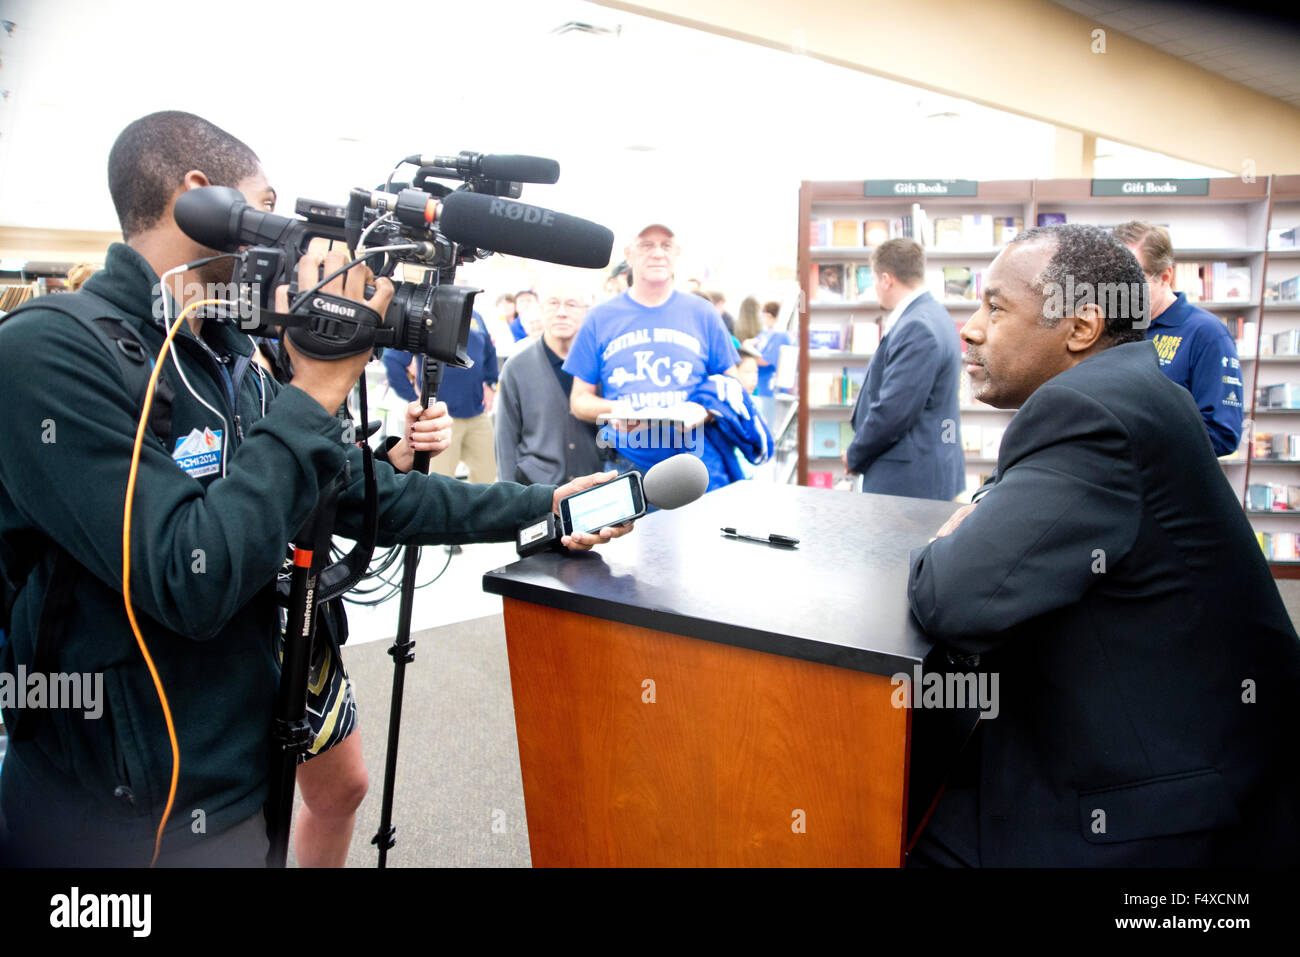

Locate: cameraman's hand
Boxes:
[283,250,393,413]
[553,471,636,551]
[386,401,453,473]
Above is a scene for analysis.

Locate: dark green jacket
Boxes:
[0,243,554,864]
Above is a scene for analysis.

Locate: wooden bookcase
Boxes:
[789,174,1300,574]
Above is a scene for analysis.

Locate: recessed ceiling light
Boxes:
[624,144,657,152]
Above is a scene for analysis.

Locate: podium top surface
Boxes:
[482,481,961,677]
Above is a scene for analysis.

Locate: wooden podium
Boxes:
[482,481,968,867]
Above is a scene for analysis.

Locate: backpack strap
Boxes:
[0,292,173,722]
[0,291,174,441]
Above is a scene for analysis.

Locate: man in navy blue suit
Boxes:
[843,239,964,500]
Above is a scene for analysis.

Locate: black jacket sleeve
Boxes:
[907,381,1143,652]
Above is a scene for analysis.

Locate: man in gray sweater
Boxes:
[495,277,603,485]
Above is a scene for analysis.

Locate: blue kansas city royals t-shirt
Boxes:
[563,290,739,471]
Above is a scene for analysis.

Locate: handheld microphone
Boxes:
[514,455,709,557]
[642,454,709,510]
[407,152,561,185]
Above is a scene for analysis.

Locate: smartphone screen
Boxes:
[561,471,646,535]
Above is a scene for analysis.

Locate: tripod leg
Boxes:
[266,483,340,867]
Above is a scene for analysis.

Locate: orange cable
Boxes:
[122,298,222,866]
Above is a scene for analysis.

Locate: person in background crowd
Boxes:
[483,292,519,361]
[843,238,964,501]
[733,296,762,344]
[704,290,735,336]
[428,309,500,484]
[1113,220,1243,457]
[495,276,601,485]
[510,289,540,341]
[750,299,793,426]
[66,262,97,291]
[567,222,770,491]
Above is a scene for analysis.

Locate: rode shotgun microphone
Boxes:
[364,189,614,269]
[406,152,561,185]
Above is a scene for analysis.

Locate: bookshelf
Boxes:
[794,175,1300,575]
[796,179,1032,493]
[1246,174,1300,575]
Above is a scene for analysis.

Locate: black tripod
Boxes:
[372,355,444,867]
[265,478,341,867]
[265,372,382,868]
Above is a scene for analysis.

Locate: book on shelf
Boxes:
[1260,383,1300,409]
[809,218,829,247]
[1247,483,1300,510]
[1258,531,1300,561]
[993,216,1023,246]
[1268,226,1297,249]
[839,420,856,451]
[775,344,799,391]
[850,321,880,354]
[853,264,875,301]
[933,217,963,249]
[842,365,867,404]
[808,471,834,489]
[865,220,889,247]
[1272,331,1300,357]
[961,214,994,249]
[980,425,1005,461]
[812,420,842,457]
[832,219,862,247]
[1036,212,1066,227]
[912,203,929,248]
[812,263,846,302]
[1265,277,1298,303]
[809,324,844,351]
[1254,432,1300,459]
[943,266,975,300]
[1237,320,1257,357]
[925,267,945,300]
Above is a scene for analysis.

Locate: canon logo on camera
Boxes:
[487,199,556,227]
[312,297,357,319]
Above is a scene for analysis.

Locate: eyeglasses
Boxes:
[634,240,676,255]
[543,298,588,312]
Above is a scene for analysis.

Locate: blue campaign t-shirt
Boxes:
[563,290,739,470]
[754,328,793,397]
[1146,292,1243,457]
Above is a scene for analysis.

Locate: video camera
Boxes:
[172,151,614,362]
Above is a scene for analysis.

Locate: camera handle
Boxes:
[372,353,445,867]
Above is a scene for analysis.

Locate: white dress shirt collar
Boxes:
[882,285,926,338]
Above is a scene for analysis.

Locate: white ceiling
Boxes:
[0,0,1242,295]
[1051,0,1300,106]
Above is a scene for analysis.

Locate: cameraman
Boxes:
[0,111,629,867]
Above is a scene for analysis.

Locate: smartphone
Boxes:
[559,471,647,537]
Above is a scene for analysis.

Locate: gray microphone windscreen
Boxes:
[642,454,709,510]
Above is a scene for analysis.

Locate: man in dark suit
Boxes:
[843,239,964,500]
[907,223,1300,866]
